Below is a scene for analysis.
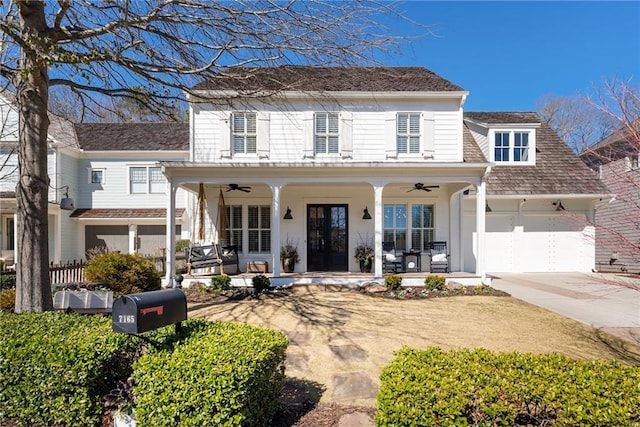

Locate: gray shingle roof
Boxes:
[70,208,185,219]
[193,66,465,92]
[74,123,189,151]
[465,111,540,124]
[463,126,487,163]
[465,112,607,196]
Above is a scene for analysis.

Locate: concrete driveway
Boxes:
[491,273,640,346]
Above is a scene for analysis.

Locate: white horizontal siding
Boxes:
[0,98,19,141]
[433,111,462,162]
[76,158,187,209]
[191,98,464,164]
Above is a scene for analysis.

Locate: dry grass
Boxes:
[190,290,640,407]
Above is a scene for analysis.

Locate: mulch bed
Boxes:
[184,283,509,304]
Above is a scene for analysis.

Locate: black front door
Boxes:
[307,204,348,271]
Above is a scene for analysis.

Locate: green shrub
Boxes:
[0,273,16,290]
[84,252,161,295]
[175,239,192,253]
[0,312,137,426]
[384,274,402,290]
[211,274,232,291]
[252,274,271,294]
[424,274,446,291]
[377,346,640,427]
[0,289,15,312]
[133,320,288,427]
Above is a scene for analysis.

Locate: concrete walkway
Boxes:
[491,273,640,346]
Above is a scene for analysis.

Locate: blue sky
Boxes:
[381,1,640,112]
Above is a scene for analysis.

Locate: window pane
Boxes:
[328,113,339,133]
[232,113,245,132]
[248,206,258,228]
[409,136,420,153]
[246,113,256,133]
[384,205,394,228]
[315,113,327,133]
[315,136,327,153]
[397,136,408,153]
[260,206,271,228]
[91,170,103,183]
[261,231,271,252]
[246,135,257,153]
[409,114,420,133]
[395,205,406,228]
[328,136,339,153]
[397,114,408,133]
[248,230,259,252]
[130,167,146,182]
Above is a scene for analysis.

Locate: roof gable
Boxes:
[192,66,465,93]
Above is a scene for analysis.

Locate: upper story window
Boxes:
[314,112,339,154]
[491,130,534,164]
[130,166,165,194]
[90,169,105,184]
[629,154,639,171]
[397,113,421,154]
[231,112,257,154]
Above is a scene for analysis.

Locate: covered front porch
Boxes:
[161,162,491,286]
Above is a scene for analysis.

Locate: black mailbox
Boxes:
[112,289,187,334]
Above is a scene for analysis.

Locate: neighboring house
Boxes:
[0,91,189,264]
[580,126,640,273]
[160,66,607,284]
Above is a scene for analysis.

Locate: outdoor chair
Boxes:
[382,241,403,273]
[429,241,450,273]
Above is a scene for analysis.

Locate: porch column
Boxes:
[475,178,487,283]
[373,184,384,278]
[165,180,177,287]
[270,184,282,277]
[128,224,137,254]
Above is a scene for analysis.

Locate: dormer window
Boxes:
[491,129,535,164]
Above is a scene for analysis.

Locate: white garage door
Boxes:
[463,214,515,273]
[521,214,591,272]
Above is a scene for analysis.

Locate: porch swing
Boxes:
[184,184,239,275]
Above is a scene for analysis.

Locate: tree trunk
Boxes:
[14,1,52,312]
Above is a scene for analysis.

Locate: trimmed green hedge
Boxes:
[133,320,288,426]
[0,314,288,427]
[0,312,136,426]
[84,252,161,295]
[377,347,640,426]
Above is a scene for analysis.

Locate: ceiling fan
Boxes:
[226,183,252,193]
[404,183,440,192]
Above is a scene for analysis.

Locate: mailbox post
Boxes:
[112,289,187,334]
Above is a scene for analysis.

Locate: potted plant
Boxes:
[354,243,374,273]
[280,240,299,273]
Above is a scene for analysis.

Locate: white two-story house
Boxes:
[161,67,607,284]
[1,90,190,266]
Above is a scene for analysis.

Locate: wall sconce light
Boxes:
[55,185,75,211]
[553,200,565,211]
[283,207,293,220]
[485,202,492,212]
[362,206,372,220]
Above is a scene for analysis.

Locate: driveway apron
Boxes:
[491,272,640,346]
